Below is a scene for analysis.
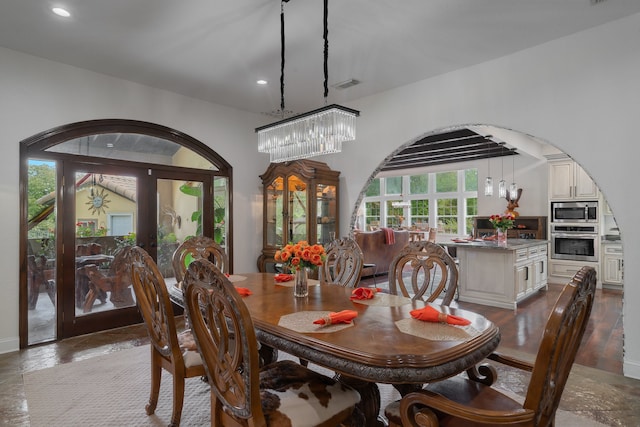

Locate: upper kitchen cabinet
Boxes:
[258,159,340,272]
[548,159,599,200]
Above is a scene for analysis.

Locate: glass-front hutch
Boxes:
[258,159,340,272]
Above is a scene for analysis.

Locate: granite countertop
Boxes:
[445,238,549,250]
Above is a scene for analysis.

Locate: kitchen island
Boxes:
[446,239,549,310]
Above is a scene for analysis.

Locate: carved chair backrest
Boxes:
[388,241,458,306]
[182,259,265,424]
[172,235,228,283]
[524,266,597,427]
[320,237,364,288]
[129,246,183,366]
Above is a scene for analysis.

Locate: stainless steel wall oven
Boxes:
[550,224,599,262]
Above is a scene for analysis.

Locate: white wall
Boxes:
[2,13,639,378]
[0,46,270,353]
[324,14,640,377]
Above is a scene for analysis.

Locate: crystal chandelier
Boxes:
[256,0,359,163]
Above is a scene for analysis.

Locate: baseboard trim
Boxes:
[623,359,640,380]
[0,336,19,355]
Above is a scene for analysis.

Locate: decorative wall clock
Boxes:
[86,187,110,215]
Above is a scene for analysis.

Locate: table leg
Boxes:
[334,374,384,427]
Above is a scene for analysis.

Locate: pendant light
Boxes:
[256,0,360,163]
[498,144,507,198]
[484,139,493,196]
[509,151,518,199]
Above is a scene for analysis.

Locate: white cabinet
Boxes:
[602,243,623,285]
[548,258,600,287]
[515,245,548,300]
[549,160,598,200]
[457,241,548,310]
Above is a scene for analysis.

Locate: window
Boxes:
[360,168,477,236]
[365,179,380,197]
[386,176,402,195]
[365,201,380,230]
[409,174,428,194]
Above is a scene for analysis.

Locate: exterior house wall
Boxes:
[1,13,639,378]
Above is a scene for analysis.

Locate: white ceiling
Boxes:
[2,0,640,120]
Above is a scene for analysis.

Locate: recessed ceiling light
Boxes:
[52,7,71,18]
[256,80,268,85]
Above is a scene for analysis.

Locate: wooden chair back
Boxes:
[172,235,228,284]
[396,266,598,427]
[129,246,205,426]
[523,265,597,425]
[182,258,266,425]
[130,246,183,367]
[320,236,364,287]
[388,241,458,306]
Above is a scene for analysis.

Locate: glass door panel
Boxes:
[316,183,337,244]
[266,177,284,247]
[289,175,308,242]
[74,171,138,316]
[156,178,204,287]
[26,159,57,345]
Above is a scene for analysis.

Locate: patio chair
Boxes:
[386,266,597,427]
[182,258,363,426]
[129,246,206,427]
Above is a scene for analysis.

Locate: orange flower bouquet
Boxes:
[274,240,326,272]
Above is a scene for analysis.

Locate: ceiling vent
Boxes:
[332,79,361,90]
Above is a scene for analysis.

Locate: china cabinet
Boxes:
[258,159,340,272]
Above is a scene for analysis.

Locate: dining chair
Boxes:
[128,246,206,427]
[172,235,229,285]
[388,241,459,306]
[320,236,364,288]
[386,265,597,427]
[182,258,363,427]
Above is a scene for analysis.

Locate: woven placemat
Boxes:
[227,274,246,283]
[274,278,320,288]
[395,318,481,341]
[278,311,355,333]
[351,293,412,307]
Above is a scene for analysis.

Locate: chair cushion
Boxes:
[260,360,361,427]
[177,330,203,367]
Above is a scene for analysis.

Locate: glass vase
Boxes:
[294,267,309,297]
[496,228,508,247]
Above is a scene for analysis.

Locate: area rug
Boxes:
[24,345,607,426]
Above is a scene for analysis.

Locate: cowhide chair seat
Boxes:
[183,258,362,427]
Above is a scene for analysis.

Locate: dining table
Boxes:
[169,272,500,426]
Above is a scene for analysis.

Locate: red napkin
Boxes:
[274,273,294,282]
[235,287,252,297]
[350,287,381,300]
[410,306,470,326]
[313,310,358,325]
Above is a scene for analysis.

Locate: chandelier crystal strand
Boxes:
[509,151,518,198]
[256,0,359,162]
[499,144,507,198]
[484,139,493,196]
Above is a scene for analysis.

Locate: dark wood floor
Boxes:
[360,275,624,374]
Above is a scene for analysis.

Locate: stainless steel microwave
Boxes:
[551,201,598,223]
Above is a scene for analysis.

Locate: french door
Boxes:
[60,162,212,338]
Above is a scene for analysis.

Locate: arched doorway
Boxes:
[350,123,623,370]
[20,119,232,347]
